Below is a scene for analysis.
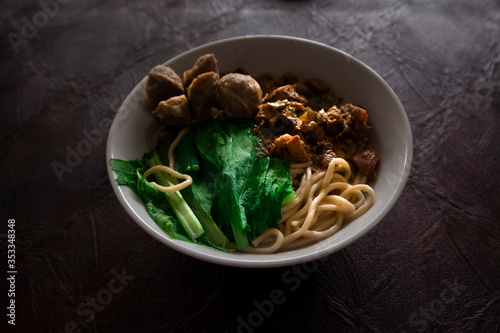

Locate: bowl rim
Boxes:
[106,34,413,268]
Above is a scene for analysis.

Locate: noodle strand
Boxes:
[144,128,193,193]
[242,157,375,253]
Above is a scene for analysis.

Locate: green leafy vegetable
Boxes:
[110,156,196,242]
[110,116,294,251]
[143,149,204,240]
[177,117,294,249]
[110,148,230,250]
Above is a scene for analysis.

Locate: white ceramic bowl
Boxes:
[106,35,412,268]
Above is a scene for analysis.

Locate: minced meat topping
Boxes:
[253,72,380,179]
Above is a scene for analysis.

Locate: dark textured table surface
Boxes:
[2,1,500,332]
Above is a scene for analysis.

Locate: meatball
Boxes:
[187,71,220,125]
[183,54,219,89]
[146,65,184,107]
[217,73,263,122]
[152,94,192,127]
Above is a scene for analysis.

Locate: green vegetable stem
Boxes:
[144,150,204,241]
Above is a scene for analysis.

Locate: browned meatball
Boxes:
[152,95,192,127]
[187,71,220,125]
[217,73,263,122]
[146,65,184,107]
[183,54,219,89]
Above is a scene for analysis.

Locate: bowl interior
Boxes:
[106,35,412,268]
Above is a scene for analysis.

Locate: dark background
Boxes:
[1,0,499,332]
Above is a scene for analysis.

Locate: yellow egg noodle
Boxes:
[242,158,375,253]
